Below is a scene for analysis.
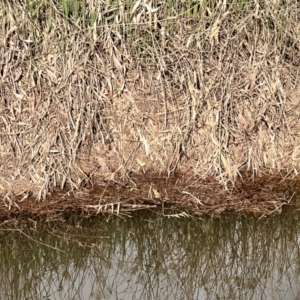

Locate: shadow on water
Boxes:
[1,206,300,299]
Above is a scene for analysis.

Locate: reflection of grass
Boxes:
[1,0,300,206]
[0,210,300,298]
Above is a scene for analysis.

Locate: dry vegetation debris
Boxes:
[0,0,300,217]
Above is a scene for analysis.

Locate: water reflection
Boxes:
[0,210,300,299]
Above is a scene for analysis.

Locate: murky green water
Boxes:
[1,208,300,300]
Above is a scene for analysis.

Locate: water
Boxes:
[1,208,300,300]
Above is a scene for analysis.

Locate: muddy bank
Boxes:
[0,174,298,221]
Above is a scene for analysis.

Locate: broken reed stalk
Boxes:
[0,0,300,202]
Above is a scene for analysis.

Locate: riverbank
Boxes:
[0,173,298,221]
[1,1,300,218]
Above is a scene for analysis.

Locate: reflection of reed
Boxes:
[0,209,300,299]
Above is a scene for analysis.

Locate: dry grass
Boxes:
[1,0,300,206]
[0,175,296,220]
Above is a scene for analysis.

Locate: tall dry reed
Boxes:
[1,0,300,201]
